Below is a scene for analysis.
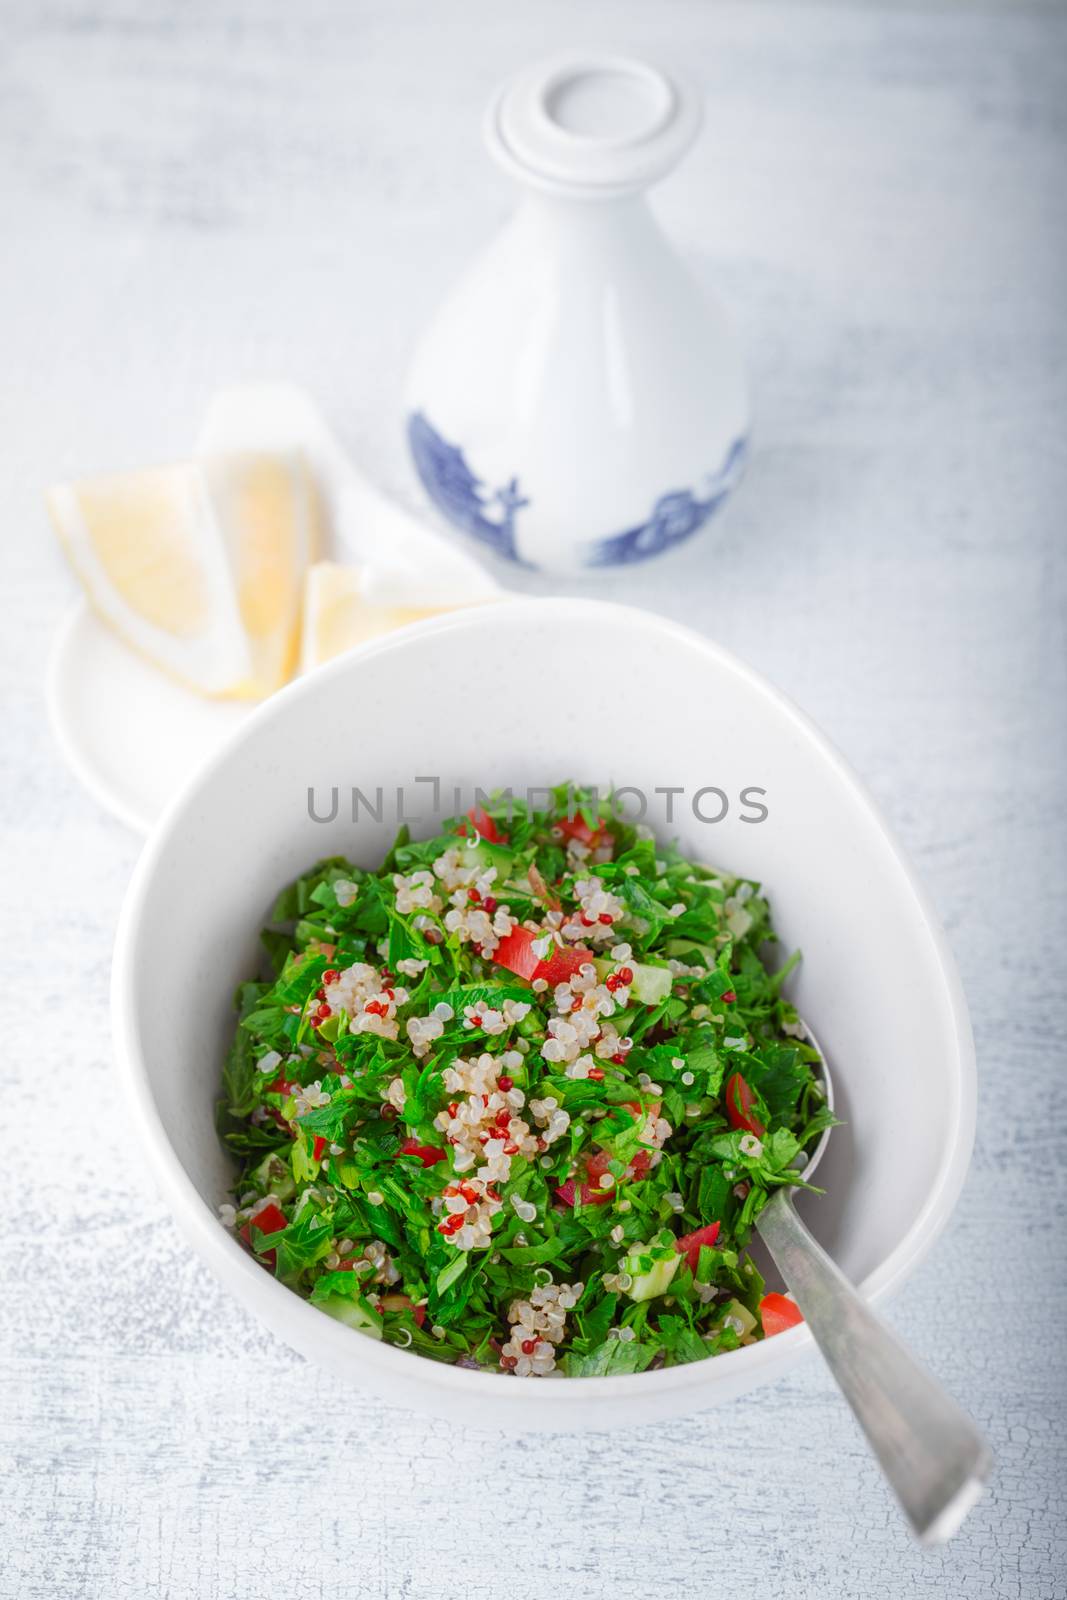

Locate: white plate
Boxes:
[46,384,502,832]
[46,601,252,834]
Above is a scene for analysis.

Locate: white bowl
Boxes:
[112,598,974,1431]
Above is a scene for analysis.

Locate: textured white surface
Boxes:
[2,2,1065,1596]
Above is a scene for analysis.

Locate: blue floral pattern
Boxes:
[584,437,748,567]
[407,411,747,569]
[408,412,528,565]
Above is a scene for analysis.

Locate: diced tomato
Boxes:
[554,1177,620,1209]
[583,1147,613,1183]
[760,1292,804,1337]
[674,1222,721,1274]
[240,1200,288,1268]
[396,1137,447,1168]
[263,1073,297,1133]
[466,805,506,844]
[536,941,590,987]
[622,1098,660,1122]
[725,1073,765,1136]
[556,1140,653,1209]
[490,926,540,981]
[614,1102,656,1183]
[379,1293,427,1327]
[311,1135,327,1162]
[554,1176,614,1208]
[242,1200,287,1238]
[579,1148,618,1205]
[492,925,594,987]
[557,813,606,848]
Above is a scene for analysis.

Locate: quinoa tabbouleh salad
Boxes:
[217,786,833,1377]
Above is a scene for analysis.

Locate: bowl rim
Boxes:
[111,596,976,1409]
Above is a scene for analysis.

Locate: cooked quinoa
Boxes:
[217,786,832,1376]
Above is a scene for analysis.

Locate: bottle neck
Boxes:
[510,186,662,248]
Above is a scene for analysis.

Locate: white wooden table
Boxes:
[2,2,1064,1595]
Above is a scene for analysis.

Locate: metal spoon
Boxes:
[752,1022,992,1544]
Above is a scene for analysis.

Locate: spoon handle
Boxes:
[755,1188,992,1543]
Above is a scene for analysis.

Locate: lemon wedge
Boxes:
[300,561,449,672]
[48,453,318,698]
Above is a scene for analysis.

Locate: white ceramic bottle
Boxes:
[406,54,749,575]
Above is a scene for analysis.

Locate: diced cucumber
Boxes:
[622,1240,681,1301]
[715,1298,757,1341]
[632,964,673,1005]
[458,837,514,881]
[252,1151,296,1202]
[315,1013,344,1043]
[316,1296,384,1339]
[335,1152,362,1189]
[594,958,673,1005]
